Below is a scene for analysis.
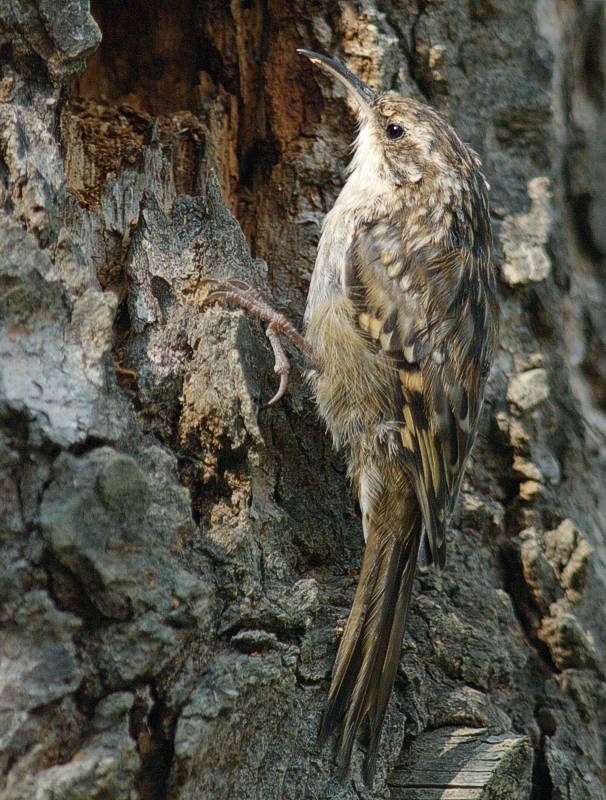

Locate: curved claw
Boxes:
[264,322,291,407]
[204,277,251,290]
[202,285,249,308]
[202,288,229,305]
[266,367,290,407]
[201,293,223,309]
[202,280,265,311]
[223,278,251,291]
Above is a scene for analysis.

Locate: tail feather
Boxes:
[319,503,422,783]
[363,537,419,782]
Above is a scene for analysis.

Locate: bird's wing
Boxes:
[344,218,494,569]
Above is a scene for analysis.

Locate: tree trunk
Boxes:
[1,1,605,798]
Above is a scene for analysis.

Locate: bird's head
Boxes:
[298,49,484,195]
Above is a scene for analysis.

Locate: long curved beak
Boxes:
[297,49,376,116]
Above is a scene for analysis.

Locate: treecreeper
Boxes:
[204,50,499,784]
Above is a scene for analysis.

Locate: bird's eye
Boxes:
[386,123,405,140]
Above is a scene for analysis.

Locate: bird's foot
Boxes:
[202,280,313,406]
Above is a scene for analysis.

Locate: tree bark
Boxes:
[1,1,605,798]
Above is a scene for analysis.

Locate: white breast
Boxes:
[304,123,391,326]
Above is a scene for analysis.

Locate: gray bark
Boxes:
[1,1,605,799]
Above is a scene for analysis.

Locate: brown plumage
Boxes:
[203,49,499,787]
[299,51,499,783]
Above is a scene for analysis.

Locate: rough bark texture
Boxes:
[1,1,605,799]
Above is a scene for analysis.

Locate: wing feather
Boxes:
[345,221,495,570]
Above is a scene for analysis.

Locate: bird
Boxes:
[204,49,499,785]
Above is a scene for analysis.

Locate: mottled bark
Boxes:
[0,1,605,799]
